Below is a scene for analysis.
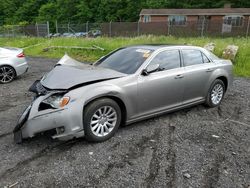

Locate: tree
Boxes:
[0,0,23,24]
[55,0,81,23]
[13,0,49,23]
[75,1,93,22]
[0,0,250,25]
[37,2,58,22]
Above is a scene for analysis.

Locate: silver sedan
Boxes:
[0,47,28,84]
[13,45,233,143]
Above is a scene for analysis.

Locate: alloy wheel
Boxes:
[90,106,117,137]
[0,66,15,83]
[211,84,224,105]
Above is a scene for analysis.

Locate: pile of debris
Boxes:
[222,45,239,61]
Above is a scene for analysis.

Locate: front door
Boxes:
[137,49,185,117]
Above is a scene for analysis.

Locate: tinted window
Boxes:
[149,50,181,71]
[182,50,203,66]
[97,48,153,74]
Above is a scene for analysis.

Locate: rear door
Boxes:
[137,49,185,116]
[181,49,215,104]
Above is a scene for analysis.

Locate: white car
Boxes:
[0,47,28,83]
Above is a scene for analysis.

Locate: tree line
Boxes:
[0,0,249,25]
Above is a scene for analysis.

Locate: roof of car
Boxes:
[126,44,198,50]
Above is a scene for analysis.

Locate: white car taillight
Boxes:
[17,52,25,58]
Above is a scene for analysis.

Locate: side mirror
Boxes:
[142,64,160,76]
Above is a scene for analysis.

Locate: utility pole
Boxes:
[201,17,206,37]
[246,16,250,37]
[86,21,89,33]
[36,22,39,37]
[55,20,58,33]
[47,21,50,37]
[137,21,140,36]
[109,21,112,37]
[167,20,170,36]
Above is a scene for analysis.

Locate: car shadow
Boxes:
[121,104,208,130]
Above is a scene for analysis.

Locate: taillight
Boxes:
[17,52,25,58]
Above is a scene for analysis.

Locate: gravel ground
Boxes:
[0,57,249,188]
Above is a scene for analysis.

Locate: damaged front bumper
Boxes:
[13,105,32,143]
[13,82,84,143]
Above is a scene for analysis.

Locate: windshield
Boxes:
[96,47,153,74]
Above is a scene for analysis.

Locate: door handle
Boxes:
[206,68,214,72]
[175,74,184,79]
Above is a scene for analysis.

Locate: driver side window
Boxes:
[149,50,181,71]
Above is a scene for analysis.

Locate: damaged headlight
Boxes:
[43,94,70,109]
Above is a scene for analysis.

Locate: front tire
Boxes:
[205,79,225,108]
[83,98,121,142]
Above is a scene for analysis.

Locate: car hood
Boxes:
[40,55,127,90]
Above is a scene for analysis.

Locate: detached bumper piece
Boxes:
[14,130,23,144]
[13,105,31,144]
[29,80,48,96]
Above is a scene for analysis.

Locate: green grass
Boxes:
[0,36,249,77]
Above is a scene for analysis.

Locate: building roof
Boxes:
[140,8,250,16]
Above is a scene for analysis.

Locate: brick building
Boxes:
[139,4,250,35]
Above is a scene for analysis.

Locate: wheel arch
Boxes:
[216,76,228,91]
[84,95,127,126]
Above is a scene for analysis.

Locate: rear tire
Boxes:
[83,98,121,142]
[205,79,225,108]
[0,65,16,84]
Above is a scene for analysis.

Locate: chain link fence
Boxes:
[0,22,49,37]
[0,20,250,38]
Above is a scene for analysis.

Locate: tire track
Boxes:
[0,139,80,181]
[202,152,225,188]
[87,129,161,187]
[0,132,12,139]
[165,123,176,188]
[143,128,161,188]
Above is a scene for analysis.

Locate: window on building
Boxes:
[223,15,244,26]
[143,15,151,23]
[168,15,187,26]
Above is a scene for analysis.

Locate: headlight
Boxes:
[43,94,70,109]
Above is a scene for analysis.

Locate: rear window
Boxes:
[182,50,203,66]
